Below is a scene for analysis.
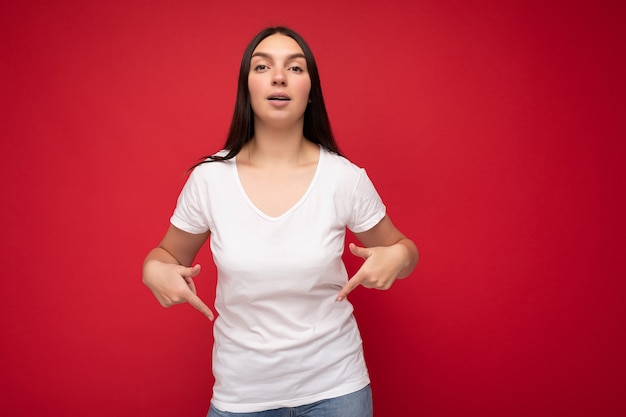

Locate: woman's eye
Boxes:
[254,64,268,71]
[289,66,303,73]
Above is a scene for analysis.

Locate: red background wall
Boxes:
[1,1,624,416]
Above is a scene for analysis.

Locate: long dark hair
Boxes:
[194,26,341,167]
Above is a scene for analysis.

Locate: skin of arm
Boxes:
[337,215,419,301]
[142,225,214,319]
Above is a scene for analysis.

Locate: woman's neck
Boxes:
[244,122,316,168]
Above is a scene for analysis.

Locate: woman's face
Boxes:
[248,34,311,129]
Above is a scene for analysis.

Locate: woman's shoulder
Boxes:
[188,150,234,179]
[319,148,370,195]
[321,147,364,176]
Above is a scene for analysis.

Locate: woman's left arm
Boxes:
[337,215,419,301]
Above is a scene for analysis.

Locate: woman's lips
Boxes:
[267,93,291,107]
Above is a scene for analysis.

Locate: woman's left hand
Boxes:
[336,242,410,301]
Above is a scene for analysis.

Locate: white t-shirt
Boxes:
[171,146,386,413]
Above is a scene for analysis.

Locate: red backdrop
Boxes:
[1,1,624,416]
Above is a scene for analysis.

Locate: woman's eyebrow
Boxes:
[251,52,306,60]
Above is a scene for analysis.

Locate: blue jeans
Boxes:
[207,385,373,417]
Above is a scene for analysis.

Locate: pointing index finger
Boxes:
[336,273,364,302]
[187,293,215,321]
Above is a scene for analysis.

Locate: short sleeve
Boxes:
[347,169,386,233]
[170,168,211,234]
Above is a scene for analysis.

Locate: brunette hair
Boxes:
[194,26,341,167]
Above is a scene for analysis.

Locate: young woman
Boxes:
[143,26,418,417]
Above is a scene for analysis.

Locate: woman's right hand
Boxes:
[143,260,214,321]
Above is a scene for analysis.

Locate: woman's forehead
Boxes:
[252,34,304,57]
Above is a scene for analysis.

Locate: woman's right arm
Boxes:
[142,224,214,320]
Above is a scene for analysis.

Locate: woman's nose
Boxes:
[271,69,287,86]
